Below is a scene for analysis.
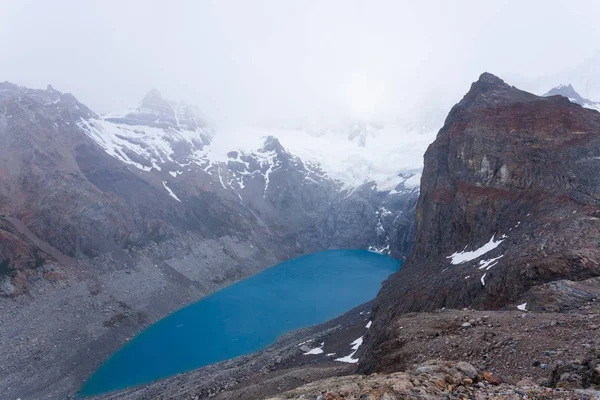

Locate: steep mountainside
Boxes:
[360,73,600,372]
[0,82,418,399]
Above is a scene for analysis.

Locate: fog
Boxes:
[2,0,600,127]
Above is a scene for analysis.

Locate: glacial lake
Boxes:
[80,249,401,396]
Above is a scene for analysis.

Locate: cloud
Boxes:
[2,0,600,127]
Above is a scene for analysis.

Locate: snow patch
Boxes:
[162,181,181,202]
[335,337,363,364]
[517,302,528,311]
[78,118,211,173]
[303,342,325,355]
[478,255,504,271]
[365,320,372,329]
[448,234,506,265]
[368,245,390,255]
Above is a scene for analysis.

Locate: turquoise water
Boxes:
[80,249,401,396]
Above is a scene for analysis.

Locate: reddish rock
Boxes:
[361,73,600,373]
[482,371,501,385]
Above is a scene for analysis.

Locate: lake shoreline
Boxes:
[89,300,375,399]
[81,250,399,396]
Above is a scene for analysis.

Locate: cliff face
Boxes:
[361,73,600,372]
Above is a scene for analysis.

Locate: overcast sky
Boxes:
[2,0,600,126]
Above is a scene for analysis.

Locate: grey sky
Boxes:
[2,0,600,126]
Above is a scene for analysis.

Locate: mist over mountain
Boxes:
[4,2,600,399]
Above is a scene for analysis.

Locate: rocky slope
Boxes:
[267,361,600,399]
[0,82,286,400]
[266,284,600,399]
[360,72,600,372]
[0,82,418,400]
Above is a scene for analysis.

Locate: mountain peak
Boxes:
[262,135,285,153]
[542,83,600,112]
[544,84,585,102]
[140,88,169,110]
[476,72,505,86]
[453,72,537,113]
[468,72,513,95]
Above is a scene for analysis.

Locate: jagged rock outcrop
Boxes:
[361,72,600,372]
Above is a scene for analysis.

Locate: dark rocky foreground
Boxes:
[268,360,600,400]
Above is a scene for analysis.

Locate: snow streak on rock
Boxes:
[335,337,363,364]
[448,235,506,265]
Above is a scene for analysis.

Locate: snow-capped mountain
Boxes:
[543,84,600,112]
[551,51,600,101]
[207,122,431,193]
[79,89,214,173]
[513,51,600,104]
[71,88,422,256]
[78,88,428,199]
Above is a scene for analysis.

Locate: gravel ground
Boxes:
[268,359,600,399]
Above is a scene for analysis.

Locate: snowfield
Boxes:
[206,124,435,191]
[79,90,437,193]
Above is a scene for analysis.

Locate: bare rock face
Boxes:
[361,73,600,372]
